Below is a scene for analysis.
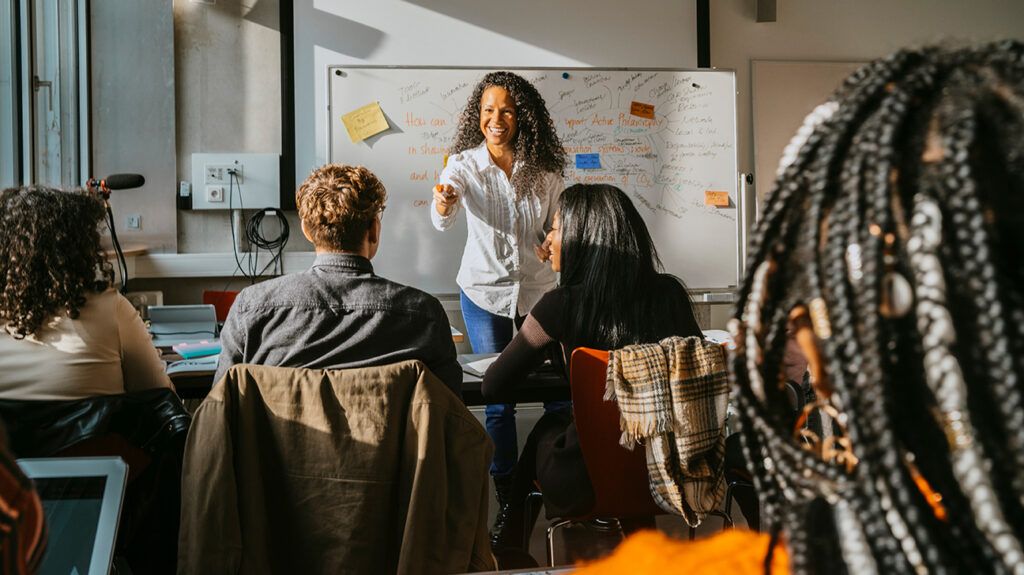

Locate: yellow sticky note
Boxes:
[341,102,390,143]
[443,154,449,168]
[705,191,730,207]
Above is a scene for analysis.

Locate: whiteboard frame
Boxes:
[325,65,741,295]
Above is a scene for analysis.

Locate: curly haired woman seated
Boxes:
[0,186,172,400]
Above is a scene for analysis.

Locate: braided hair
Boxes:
[0,186,113,338]
[730,42,1024,574]
[450,71,567,199]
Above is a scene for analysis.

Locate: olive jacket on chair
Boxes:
[178,361,495,575]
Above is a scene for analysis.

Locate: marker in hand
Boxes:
[433,184,460,216]
[534,237,551,263]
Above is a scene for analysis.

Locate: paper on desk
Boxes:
[341,102,390,143]
[465,356,498,377]
[702,329,733,345]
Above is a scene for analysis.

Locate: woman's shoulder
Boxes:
[530,286,570,327]
[652,274,701,336]
[648,273,689,297]
[444,144,485,171]
[90,287,126,310]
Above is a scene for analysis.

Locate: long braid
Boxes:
[932,65,1024,509]
[730,41,1024,574]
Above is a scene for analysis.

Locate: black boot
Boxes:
[490,475,541,568]
[490,474,515,548]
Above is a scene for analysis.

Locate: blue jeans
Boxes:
[460,291,572,478]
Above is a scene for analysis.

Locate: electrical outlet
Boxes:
[125,214,142,230]
[205,163,243,185]
[125,290,163,318]
[191,153,278,210]
[206,185,225,203]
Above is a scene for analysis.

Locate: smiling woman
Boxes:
[427,70,569,559]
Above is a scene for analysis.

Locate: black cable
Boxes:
[228,171,290,282]
[227,171,252,283]
[103,200,129,294]
[246,208,290,276]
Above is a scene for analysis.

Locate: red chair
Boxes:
[202,290,239,323]
[532,348,666,565]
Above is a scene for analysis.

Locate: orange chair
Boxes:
[529,348,664,565]
[533,347,731,565]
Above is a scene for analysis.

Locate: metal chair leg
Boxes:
[724,479,756,529]
[706,508,734,529]
[546,518,574,567]
[524,491,543,547]
[724,482,735,519]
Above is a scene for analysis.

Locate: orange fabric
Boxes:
[573,530,789,575]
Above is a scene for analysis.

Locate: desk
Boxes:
[169,353,569,406]
[458,354,567,405]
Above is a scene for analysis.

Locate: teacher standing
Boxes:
[430,70,568,546]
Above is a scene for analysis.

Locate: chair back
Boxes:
[180,362,495,574]
[0,389,191,573]
[569,347,664,520]
[202,290,239,322]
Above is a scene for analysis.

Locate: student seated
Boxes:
[215,163,462,396]
[0,186,172,400]
[481,184,702,558]
[721,41,1024,573]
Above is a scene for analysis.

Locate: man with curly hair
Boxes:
[215,164,462,396]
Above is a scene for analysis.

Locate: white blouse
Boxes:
[0,289,173,400]
[431,142,562,318]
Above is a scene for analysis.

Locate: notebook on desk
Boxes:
[18,457,128,575]
[148,304,218,348]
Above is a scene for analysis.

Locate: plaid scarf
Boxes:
[606,335,729,526]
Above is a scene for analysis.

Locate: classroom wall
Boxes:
[710,0,1024,189]
[173,0,310,254]
[91,0,177,252]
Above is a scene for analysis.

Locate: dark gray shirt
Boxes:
[214,253,462,398]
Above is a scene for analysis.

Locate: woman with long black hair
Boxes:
[481,183,701,561]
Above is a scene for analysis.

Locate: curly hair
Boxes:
[0,186,113,338]
[451,71,567,199]
[730,41,1024,574]
[296,163,387,251]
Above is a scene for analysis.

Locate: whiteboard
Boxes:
[328,67,739,293]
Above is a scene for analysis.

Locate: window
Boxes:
[0,0,89,188]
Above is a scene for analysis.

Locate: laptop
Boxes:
[147,304,218,348]
[17,457,129,575]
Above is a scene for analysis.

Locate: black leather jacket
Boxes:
[0,388,191,458]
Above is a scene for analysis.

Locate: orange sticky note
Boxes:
[630,101,655,119]
[705,191,730,207]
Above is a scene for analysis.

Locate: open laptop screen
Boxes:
[18,457,127,575]
[35,476,108,574]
